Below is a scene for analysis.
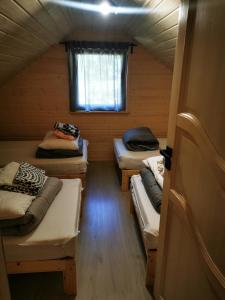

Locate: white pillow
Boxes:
[0,190,35,220]
[38,131,79,150]
[0,162,20,186]
[143,155,164,189]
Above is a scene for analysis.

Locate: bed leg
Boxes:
[130,194,135,214]
[121,171,129,192]
[145,249,157,288]
[79,188,85,220]
[63,259,77,296]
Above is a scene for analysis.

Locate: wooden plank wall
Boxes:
[0,44,172,161]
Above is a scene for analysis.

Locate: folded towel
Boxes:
[53,129,75,140]
[122,127,159,151]
[0,177,62,236]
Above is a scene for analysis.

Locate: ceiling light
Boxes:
[99,1,111,16]
[48,1,152,15]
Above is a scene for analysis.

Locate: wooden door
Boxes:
[154,0,225,299]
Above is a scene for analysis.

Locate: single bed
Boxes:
[0,139,88,186]
[114,138,166,191]
[3,178,82,295]
[130,174,160,287]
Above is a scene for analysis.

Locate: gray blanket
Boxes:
[0,177,62,236]
[122,127,159,151]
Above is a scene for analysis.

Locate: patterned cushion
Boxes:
[54,121,80,138]
[1,162,46,196]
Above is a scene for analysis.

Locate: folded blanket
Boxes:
[54,121,80,138]
[0,177,62,236]
[1,162,46,196]
[140,167,162,213]
[122,127,159,151]
[36,138,83,158]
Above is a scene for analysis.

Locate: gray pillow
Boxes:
[140,167,162,213]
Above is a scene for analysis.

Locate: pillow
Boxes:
[157,158,165,177]
[143,155,164,189]
[140,168,162,213]
[0,190,35,220]
[39,131,79,150]
[53,129,75,141]
[0,162,20,186]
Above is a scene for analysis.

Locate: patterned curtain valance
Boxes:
[64,41,136,54]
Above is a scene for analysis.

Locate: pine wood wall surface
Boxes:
[0,45,172,161]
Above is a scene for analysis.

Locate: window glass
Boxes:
[76,53,124,111]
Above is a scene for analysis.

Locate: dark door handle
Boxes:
[160,146,173,170]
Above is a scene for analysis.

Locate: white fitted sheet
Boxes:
[114,138,167,170]
[3,179,82,261]
[0,139,88,175]
[130,175,160,250]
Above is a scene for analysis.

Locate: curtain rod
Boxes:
[60,41,137,54]
[59,41,137,46]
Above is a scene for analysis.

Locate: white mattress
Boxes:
[0,139,88,175]
[114,138,167,170]
[130,175,160,250]
[3,179,82,261]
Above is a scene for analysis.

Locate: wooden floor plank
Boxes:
[9,161,153,300]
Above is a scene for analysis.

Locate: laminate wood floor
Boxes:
[9,161,153,300]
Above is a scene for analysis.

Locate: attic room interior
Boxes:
[0,1,224,300]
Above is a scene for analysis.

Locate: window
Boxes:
[77,53,124,111]
[66,41,130,112]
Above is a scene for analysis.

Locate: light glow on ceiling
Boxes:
[99,2,111,16]
[48,0,152,15]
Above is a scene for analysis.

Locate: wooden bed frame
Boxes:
[114,155,139,192]
[56,172,86,188]
[121,169,139,192]
[130,192,157,288]
[5,183,84,296]
[7,258,76,295]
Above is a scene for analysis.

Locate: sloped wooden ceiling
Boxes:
[0,0,180,85]
[123,0,180,67]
